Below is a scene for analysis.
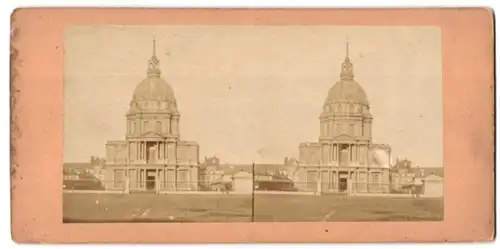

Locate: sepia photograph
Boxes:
[62,25,443,223]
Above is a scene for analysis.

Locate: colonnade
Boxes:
[124,167,194,191]
[321,143,369,166]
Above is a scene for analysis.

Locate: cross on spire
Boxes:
[345,41,350,59]
[152,37,156,57]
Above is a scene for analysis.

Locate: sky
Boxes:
[63,25,442,166]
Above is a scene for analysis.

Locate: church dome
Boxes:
[128,39,178,114]
[132,76,176,102]
[324,80,368,106]
[324,42,369,106]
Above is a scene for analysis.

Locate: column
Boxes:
[136,169,139,189]
[331,144,334,162]
[335,144,338,161]
[156,168,159,193]
[139,169,142,188]
[159,142,163,159]
[157,141,160,160]
[328,170,332,189]
[349,144,353,162]
[174,168,177,190]
[139,142,142,160]
[166,142,169,163]
[176,118,180,136]
[356,143,360,163]
[354,144,357,164]
[135,142,138,160]
[366,144,371,167]
[335,144,341,162]
[352,144,355,162]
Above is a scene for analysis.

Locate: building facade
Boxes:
[296,43,391,193]
[103,40,200,193]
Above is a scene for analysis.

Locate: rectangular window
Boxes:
[166,169,175,189]
[156,121,162,133]
[307,171,317,190]
[113,169,125,189]
[349,124,354,135]
[178,170,189,189]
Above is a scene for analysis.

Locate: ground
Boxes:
[63,193,253,222]
[253,194,444,221]
[63,193,443,222]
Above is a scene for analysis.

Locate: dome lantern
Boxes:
[323,42,369,108]
[340,42,354,81]
[147,38,161,78]
[129,38,178,114]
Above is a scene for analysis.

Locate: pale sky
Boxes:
[63,25,442,166]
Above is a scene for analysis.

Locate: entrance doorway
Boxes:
[339,178,348,192]
[339,171,349,192]
[146,169,156,190]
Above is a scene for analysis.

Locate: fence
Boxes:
[63,178,441,197]
[63,179,233,192]
[63,179,105,191]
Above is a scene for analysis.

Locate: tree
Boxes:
[392,158,413,172]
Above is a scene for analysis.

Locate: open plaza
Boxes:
[63,193,443,222]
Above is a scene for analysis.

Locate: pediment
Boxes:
[140,130,163,137]
[333,133,354,141]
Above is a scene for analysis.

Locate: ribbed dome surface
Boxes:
[132,76,176,102]
[324,80,368,106]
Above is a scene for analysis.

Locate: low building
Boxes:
[232,170,253,194]
[422,174,444,198]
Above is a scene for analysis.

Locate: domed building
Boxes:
[103,40,200,193]
[296,43,392,194]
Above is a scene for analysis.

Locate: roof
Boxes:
[212,164,253,175]
[425,174,443,181]
[203,163,296,176]
[63,162,93,169]
[233,171,252,178]
[409,167,444,178]
[324,80,368,106]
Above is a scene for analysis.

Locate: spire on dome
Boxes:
[340,41,354,80]
[147,37,161,77]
